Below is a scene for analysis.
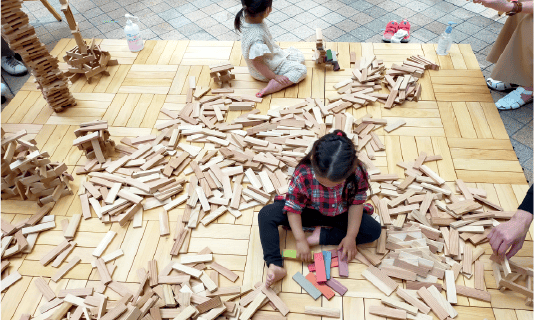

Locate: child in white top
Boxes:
[235,0,307,98]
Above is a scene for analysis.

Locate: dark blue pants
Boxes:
[258,200,382,267]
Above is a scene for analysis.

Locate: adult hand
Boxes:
[274,75,291,85]
[472,0,514,12]
[296,239,312,262]
[487,209,533,260]
[337,236,358,262]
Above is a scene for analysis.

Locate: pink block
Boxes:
[314,252,327,283]
[338,249,349,277]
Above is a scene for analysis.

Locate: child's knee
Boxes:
[258,202,281,225]
[370,223,382,242]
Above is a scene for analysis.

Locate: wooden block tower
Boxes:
[73,120,115,164]
[209,63,235,87]
[1,0,76,112]
[314,28,340,71]
[59,0,118,84]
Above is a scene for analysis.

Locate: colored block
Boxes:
[323,250,332,280]
[329,249,338,258]
[292,272,321,300]
[326,278,348,296]
[338,249,349,277]
[308,263,316,272]
[305,272,335,300]
[314,252,327,283]
[282,249,297,259]
[332,257,339,267]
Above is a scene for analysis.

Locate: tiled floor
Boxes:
[1,0,532,182]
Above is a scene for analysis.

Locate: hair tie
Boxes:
[337,132,343,136]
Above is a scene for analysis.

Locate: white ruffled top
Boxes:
[240,21,289,79]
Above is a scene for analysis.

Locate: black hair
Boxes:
[234,0,273,33]
[298,129,367,184]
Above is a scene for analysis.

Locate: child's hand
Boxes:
[296,239,312,262]
[338,237,358,262]
[274,75,291,85]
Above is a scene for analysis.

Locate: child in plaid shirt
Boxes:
[259,130,382,287]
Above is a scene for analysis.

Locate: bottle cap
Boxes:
[445,21,457,34]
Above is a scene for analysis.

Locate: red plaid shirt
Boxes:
[274,163,369,216]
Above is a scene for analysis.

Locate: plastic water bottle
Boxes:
[124,14,143,52]
[436,22,457,55]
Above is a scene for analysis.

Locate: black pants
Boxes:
[2,37,14,57]
[258,200,382,267]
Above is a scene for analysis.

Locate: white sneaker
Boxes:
[1,56,28,76]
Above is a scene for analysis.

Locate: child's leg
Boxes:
[320,213,382,246]
[257,61,307,97]
[258,200,289,287]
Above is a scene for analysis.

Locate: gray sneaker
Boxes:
[1,56,28,76]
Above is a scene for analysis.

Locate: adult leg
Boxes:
[1,37,15,57]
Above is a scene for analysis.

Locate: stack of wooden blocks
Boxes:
[73,120,115,165]
[0,0,76,112]
[209,63,235,88]
[382,55,440,108]
[313,28,340,71]
[59,0,118,84]
[1,128,73,206]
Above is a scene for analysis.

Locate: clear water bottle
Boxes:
[436,22,457,55]
[124,14,144,52]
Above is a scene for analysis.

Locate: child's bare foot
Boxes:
[265,264,287,287]
[256,79,293,97]
[307,227,321,246]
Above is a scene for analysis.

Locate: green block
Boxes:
[326,49,333,61]
[283,249,297,259]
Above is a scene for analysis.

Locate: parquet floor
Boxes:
[1,39,532,320]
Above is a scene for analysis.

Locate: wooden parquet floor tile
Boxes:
[1,39,531,320]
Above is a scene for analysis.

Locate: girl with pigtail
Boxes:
[258,130,382,287]
[234,0,308,98]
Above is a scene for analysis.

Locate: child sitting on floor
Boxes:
[258,130,382,287]
[234,0,307,98]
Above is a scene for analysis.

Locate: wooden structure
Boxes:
[1,39,532,320]
[314,28,340,71]
[73,120,115,164]
[1,0,76,112]
[209,63,235,87]
[59,0,118,84]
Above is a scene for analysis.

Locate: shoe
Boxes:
[486,77,518,92]
[1,56,28,76]
[1,83,7,104]
[382,20,399,42]
[398,19,411,42]
[495,87,533,110]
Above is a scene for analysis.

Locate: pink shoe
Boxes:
[382,20,399,42]
[398,19,411,42]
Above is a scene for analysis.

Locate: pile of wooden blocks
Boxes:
[492,255,533,306]
[209,63,235,88]
[1,128,73,205]
[382,55,440,108]
[1,0,76,112]
[59,0,118,84]
[25,241,292,320]
[73,120,116,164]
[313,28,340,71]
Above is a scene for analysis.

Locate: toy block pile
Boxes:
[73,120,115,164]
[382,55,440,108]
[1,0,76,112]
[313,28,340,71]
[59,0,118,84]
[1,128,73,205]
[209,63,235,88]
[18,243,289,320]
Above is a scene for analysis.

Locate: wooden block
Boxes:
[304,306,340,318]
[369,306,407,320]
[261,285,289,316]
[416,286,448,320]
[209,262,239,282]
[444,270,457,304]
[292,272,321,300]
[64,214,82,239]
[200,271,218,292]
[95,258,112,284]
[173,263,202,278]
[396,288,431,314]
[382,296,417,315]
[314,252,327,283]
[1,271,21,292]
[337,249,349,277]
[463,244,473,274]
[35,277,57,301]
[305,272,335,300]
[379,265,417,281]
[454,285,491,302]
[40,240,71,266]
[361,266,398,296]
[51,256,81,282]
[205,285,241,297]
[474,260,485,290]
[93,231,116,257]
